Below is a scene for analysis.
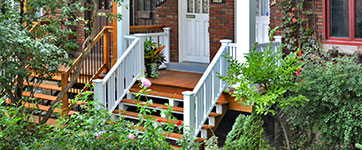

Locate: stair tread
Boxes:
[122,99,184,112]
[22,91,86,105]
[137,126,203,142]
[4,100,78,116]
[115,110,214,130]
[23,82,93,94]
[29,73,99,84]
[130,86,230,105]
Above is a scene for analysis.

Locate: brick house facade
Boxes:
[269,0,362,54]
[155,0,235,63]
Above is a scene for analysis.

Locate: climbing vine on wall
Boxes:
[279,0,321,54]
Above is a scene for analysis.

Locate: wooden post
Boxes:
[112,1,118,67]
[182,91,195,137]
[61,73,69,117]
[103,30,110,72]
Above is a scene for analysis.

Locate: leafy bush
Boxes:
[223,114,273,150]
[0,81,200,149]
[290,56,362,149]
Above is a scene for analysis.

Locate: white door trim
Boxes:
[178,0,184,63]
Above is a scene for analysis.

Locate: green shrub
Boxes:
[290,56,362,149]
[224,114,273,150]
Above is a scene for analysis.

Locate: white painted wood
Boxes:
[93,36,144,113]
[117,0,130,58]
[182,91,196,137]
[255,0,270,43]
[236,0,256,63]
[182,39,232,138]
[93,79,105,110]
[201,129,208,139]
[179,0,210,63]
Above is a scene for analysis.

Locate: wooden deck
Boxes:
[148,70,202,89]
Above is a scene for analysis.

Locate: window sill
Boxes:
[323,40,362,46]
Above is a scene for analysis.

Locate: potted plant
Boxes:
[144,39,166,79]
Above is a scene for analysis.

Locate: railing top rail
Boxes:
[130,24,166,33]
[191,42,229,93]
[124,35,136,40]
[132,32,168,37]
[101,37,140,83]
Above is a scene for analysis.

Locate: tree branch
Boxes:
[40,0,98,125]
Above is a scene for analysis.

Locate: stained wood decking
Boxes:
[148,70,202,89]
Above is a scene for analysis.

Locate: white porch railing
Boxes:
[93,36,145,112]
[127,27,171,63]
[182,40,233,137]
[183,40,282,138]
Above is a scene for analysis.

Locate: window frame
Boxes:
[323,0,362,45]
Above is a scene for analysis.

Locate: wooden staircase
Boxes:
[114,70,252,146]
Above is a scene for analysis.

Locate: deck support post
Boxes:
[93,79,105,110]
[61,73,69,117]
[182,91,195,137]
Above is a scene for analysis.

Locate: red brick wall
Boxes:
[155,0,235,62]
[269,0,323,39]
[209,0,235,61]
[155,0,179,62]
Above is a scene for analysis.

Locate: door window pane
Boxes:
[356,0,362,38]
[202,0,208,13]
[261,0,268,16]
[188,0,193,13]
[195,0,200,13]
[330,0,349,38]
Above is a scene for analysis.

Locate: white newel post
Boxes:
[182,91,195,137]
[93,79,105,110]
[163,27,171,63]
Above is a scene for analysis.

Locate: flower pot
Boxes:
[145,63,160,79]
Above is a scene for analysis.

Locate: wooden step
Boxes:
[29,72,99,85]
[114,110,214,130]
[121,99,184,112]
[4,100,78,116]
[23,82,93,94]
[22,91,85,105]
[137,126,203,143]
[130,85,230,105]
[147,70,202,89]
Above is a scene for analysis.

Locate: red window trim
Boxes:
[323,0,362,45]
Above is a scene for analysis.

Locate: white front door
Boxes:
[255,0,270,42]
[179,0,210,63]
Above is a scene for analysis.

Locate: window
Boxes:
[325,0,362,44]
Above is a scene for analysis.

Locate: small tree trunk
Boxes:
[40,0,98,125]
[275,109,291,150]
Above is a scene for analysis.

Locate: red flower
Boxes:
[289,12,293,17]
[298,50,303,57]
[157,119,162,123]
[297,68,301,72]
[296,71,300,77]
[302,79,305,82]
[292,18,297,23]
[176,120,182,126]
[292,7,296,11]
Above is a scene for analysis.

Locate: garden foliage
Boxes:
[290,56,362,149]
[0,82,200,149]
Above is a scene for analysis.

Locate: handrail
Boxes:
[65,26,113,74]
[93,36,145,113]
[130,24,165,33]
[182,40,232,138]
[60,26,113,115]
